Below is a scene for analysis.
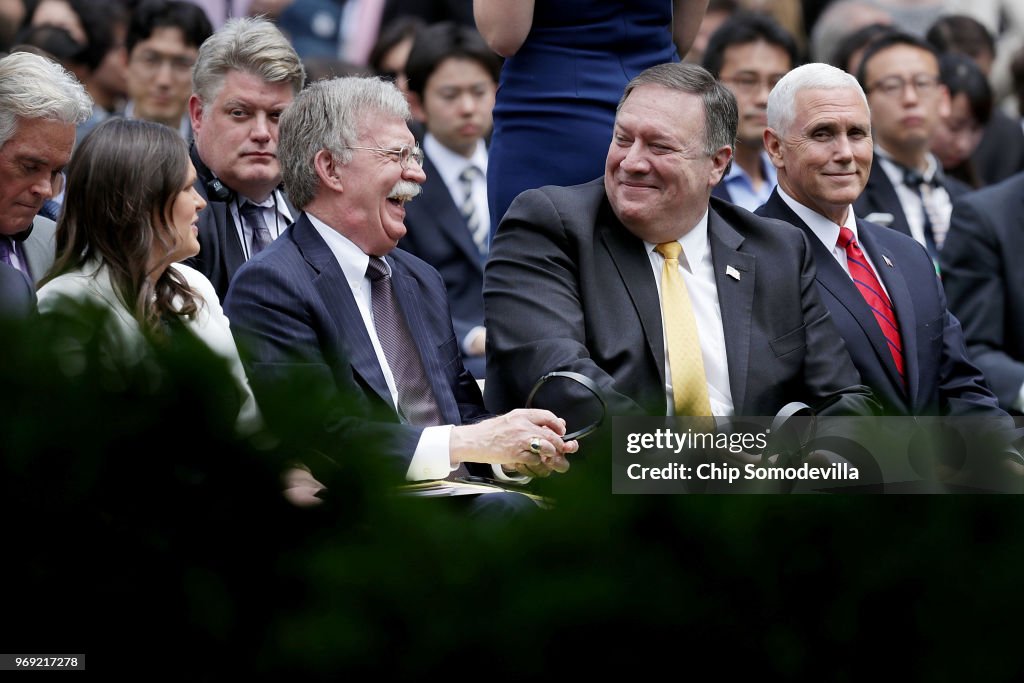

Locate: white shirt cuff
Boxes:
[405,424,456,481]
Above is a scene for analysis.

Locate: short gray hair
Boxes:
[191,16,305,107]
[618,62,737,156]
[767,63,868,135]
[278,77,411,209]
[0,52,93,149]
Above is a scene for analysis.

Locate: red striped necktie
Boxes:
[837,226,906,389]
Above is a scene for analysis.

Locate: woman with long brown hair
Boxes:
[37,117,258,429]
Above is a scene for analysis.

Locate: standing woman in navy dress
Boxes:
[475,0,708,234]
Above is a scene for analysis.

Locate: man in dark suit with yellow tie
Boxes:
[484,62,875,424]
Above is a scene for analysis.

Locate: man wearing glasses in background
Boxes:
[702,13,799,212]
[224,77,577,503]
[124,0,211,138]
[852,32,971,264]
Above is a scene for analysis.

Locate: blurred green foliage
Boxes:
[2,307,1024,679]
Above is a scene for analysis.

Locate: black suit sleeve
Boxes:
[941,194,1024,409]
[224,257,424,477]
[484,188,649,420]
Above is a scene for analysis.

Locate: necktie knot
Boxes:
[459,165,479,185]
[902,167,938,189]
[655,241,682,262]
[837,226,856,251]
[240,200,273,254]
[366,256,389,282]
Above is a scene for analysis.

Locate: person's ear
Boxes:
[314,149,344,192]
[709,144,733,186]
[764,127,784,169]
[188,95,205,134]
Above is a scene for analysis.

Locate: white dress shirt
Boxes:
[645,209,734,416]
[875,148,952,252]
[776,187,892,299]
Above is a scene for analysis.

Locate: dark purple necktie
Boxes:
[0,237,32,285]
[366,257,444,426]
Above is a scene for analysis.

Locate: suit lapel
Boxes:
[767,193,908,396]
[860,163,912,238]
[420,156,485,270]
[217,201,248,280]
[598,205,666,389]
[707,210,755,415]
[857,225,919,402]
[292,216,396,410]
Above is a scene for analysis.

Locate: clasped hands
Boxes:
[450,408,578,478]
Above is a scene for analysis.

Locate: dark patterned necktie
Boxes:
[366,257,445,426]
[239,201,272,255]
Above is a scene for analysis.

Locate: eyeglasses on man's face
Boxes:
[341,143,425,169]
[867,74,941,98]
[130,49,195,77]
[720,73,784,94]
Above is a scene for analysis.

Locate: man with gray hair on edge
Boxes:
[224,77,577,502]
[756,62,1004,418]
[0,51,91,287]
[184,16,306,302]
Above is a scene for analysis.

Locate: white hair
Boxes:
[278,77,411,209]
[767,63,868,135]
[0,52,93,148]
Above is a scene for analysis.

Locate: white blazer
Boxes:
[37,260,260,432]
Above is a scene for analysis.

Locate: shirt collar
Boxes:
[722,150,777,185]
[875,145,940,185]
[644,208,711,271]
[777,185,860,249]
[423,133,488,184]
[306,211,377,290]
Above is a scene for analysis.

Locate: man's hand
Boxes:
[283,466,325,507]
[450,408,578,476]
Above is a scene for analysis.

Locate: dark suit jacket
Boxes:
[710,181,733,204]
[758,190,1002,416]
[852,160,971,251]
[184,146,297,303]
[0,262,35,319]
[971,109,1024,187]
[400,154,486,379]
[484,179,876,419]
[940,172,1024,411]
[223,213,489,472]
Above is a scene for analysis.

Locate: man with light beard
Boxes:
[223,77,578,498]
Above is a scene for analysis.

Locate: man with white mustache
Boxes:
[224,77,578,504]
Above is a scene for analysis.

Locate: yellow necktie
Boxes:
[655,242,712,417]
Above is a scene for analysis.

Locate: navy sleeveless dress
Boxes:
[487,0,679,232]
